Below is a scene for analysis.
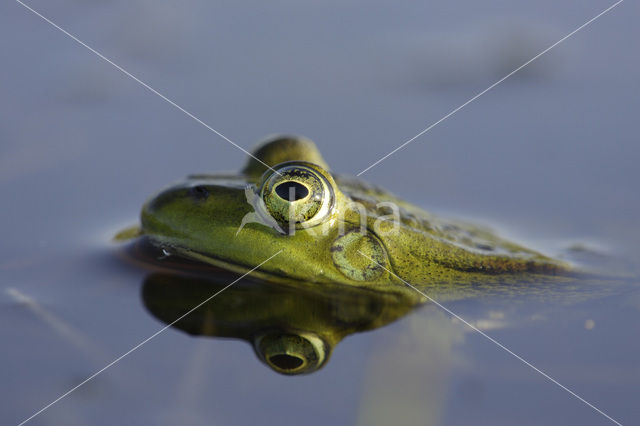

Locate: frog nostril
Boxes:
[275,181,308,201]
[189,185,209,200]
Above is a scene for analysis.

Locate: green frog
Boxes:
[123,135,572,293]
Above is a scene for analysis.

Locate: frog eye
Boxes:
[259,162,335,229]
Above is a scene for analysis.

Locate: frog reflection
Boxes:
[141,270,423,375]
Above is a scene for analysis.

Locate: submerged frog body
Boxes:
[137,135,571,290]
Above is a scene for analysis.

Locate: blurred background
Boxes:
[1,0,639,425]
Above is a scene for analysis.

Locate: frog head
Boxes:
[141,136,403,287]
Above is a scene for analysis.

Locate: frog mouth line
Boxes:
[166,244,410,294]
[169,245,294,282]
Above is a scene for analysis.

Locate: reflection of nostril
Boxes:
[275,181,308,201]
[269,354,304,370]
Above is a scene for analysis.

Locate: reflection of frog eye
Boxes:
[254,331,329,375]
[259,162,335,229]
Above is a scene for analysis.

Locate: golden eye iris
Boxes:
[259,162,335,229]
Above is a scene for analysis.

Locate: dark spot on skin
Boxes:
[275,181,309,201]
[377,206,394,215]
[330,245,344,252]
[189,185,209,201]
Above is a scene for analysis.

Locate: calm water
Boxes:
[2,0,639,425]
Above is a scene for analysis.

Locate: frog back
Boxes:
[334,174,571,285]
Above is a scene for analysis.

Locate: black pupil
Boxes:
[275,181,309,201]
[269,354,304,370]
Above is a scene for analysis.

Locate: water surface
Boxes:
[2,0,639,425]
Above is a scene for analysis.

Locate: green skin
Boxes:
[137,136,572,293]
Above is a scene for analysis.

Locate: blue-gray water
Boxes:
[1,0,639,425]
